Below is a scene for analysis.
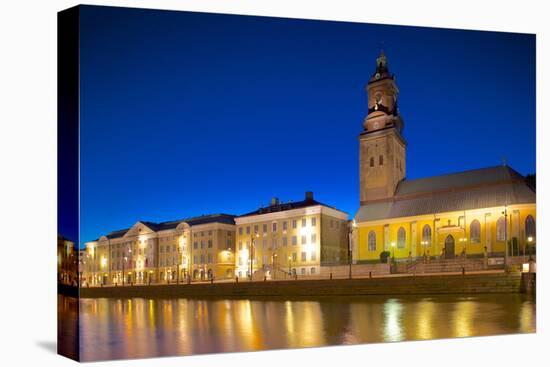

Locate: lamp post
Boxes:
[123,256,127,286]
[527,236,533,261]
[502,204,508,269]
[271,253,278,280]
[288,256,292,278]
[249,232,258,281]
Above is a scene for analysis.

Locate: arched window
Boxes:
[370,157,374,167]
[496,216,506,242]
[368,231,376,251]
[525,215,536,239]
[422,224,431,244]
[470,219,481,243]
[397,227,406,248]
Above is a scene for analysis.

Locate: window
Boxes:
[311,251,317,261]
[370,157,374,167]
[200,240,204,249]
[227,239,232,249]
[254,225,259,233]
[262,239,266,249]
[262,224,267,233]
[283,237,288,246]
[292,236,297,246]
[311,217,317,227]
[496,216,506,242]
[272,222,277,232]
[368,231,376,251]
[422,224,432,244]
[397,227,406,248]
[272,238,277,248]
[262,255,267,265]
[200,254,205,264]
[525,215,536,239]
[207,254,212,263]
[292,253,297,262]
[283,221,287,231]
[292,220,297,229]
[311,234,317,244]
[379,155,384,165]
[302,218,307,227]
[238,241,243,250]
[239,227,243,235]
[470,220,481,243]
[311,267,316,274]
[208,231,212,236]
[301,252,307,261]
[201,231,204,237]
[160,246,164,253]
[246,227,250,235]
[193,255,198,264]
[301,268,306,275]
[208,240,212,248]
[301,235,307,245]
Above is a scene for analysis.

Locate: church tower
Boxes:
[359,51,406,204]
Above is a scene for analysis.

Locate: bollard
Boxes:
[369,271,372,279]
[462,267,465,275]
[235,276,239,284]
[330,272,333,280]
[211,278,214,284]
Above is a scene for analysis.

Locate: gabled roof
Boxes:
[355,165,535,222]
[238,197,345,218]
[101,214,236,239]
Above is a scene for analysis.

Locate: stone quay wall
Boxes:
[79,272,530,299]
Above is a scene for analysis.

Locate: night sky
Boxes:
[74,5,535,245]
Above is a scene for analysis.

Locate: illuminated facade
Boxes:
[81,214,236,286]
[234,192,349,279]
[57,235,78,285]
[353,52,536,262]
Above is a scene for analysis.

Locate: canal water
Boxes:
[59,294,535,361]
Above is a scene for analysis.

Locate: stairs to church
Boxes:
[407,257,486,274]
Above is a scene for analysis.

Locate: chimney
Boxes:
[305,191,314,200]
[270,197,280,206]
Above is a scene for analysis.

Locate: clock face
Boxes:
[375,72,380,79]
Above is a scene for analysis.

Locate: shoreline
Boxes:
[73,272,535,299]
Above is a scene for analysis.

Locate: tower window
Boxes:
[379,155,384,165]
[370,157,374,167]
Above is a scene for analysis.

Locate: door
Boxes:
[445,235,455,259]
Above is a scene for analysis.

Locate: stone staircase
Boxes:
[406,257,487,274]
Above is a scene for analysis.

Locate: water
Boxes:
[59,294,536,361]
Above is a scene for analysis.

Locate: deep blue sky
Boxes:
[77,5,535,245]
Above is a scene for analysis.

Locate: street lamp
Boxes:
[288,256,292,277]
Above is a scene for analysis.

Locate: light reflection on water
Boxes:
[66,294,535,361]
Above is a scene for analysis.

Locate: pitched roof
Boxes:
[102,213,236,239]
[238,197,346,218]
[355,165,535,222]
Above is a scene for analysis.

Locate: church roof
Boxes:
[355,165,535,222]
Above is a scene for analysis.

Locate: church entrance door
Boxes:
[444,235,455,259]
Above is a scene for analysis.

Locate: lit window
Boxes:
[525,215,536,239]
[292,253,297,261]
[239,227,243,235]
[368,231,376,251]
[311,234,317,244]
[397,227,406,248]
[311,251,317,261]
[301,252,307,261]
[208,240,212,248]
[246,227,250,235]
[292,220,297,229]
[470,220,481,244]
[496,217,506,242]
[272,222,277,232]
[422,224,432,245]
[301,235,307,245]
[302,218,307,227]
[283,221,287,231]
[292,236,297,246]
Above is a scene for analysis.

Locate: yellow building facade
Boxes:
[81,214,236,286]
[234,192,348,279]
[353,52,536,263]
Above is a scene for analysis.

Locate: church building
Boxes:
[353,51,536,262]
